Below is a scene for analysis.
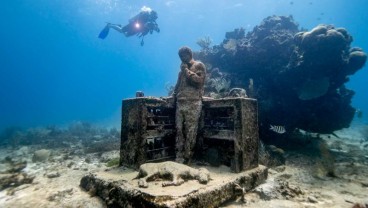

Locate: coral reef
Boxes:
[204,67,232,98]
[227,88,247,98]
[196,36,212,52]
[195,15,367,139]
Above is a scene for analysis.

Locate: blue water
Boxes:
[0,0,367,130]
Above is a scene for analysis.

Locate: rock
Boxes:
[268,168,278,175]
[254,182,278,200]
[0,164,7,174]
[138,179,148,188]
[46,171,60,178]
[0,160,27,174]
[307,196,318,203]
[277,173,292,179]
[0,173,34,191]
[47,188,74,202]
[11,162,27,173]
[32,149,51,162]
[67,161,75,168]
[17,146,29,156]
[361,182,368,187]
[254,178,303,201]
[85,157,92,163]
[274,165,286,172]
[351,203,368,208]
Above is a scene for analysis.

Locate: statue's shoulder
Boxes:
[194,61,206,70]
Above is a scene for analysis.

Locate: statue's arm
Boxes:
[187,62,206,85]
[173,71,182,95]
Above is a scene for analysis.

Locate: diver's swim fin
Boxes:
[98,25,110,39]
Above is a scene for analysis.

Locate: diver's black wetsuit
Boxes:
[122,10,159,37]
[98,8,159,45]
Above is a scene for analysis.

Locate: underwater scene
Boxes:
[1,0,368,207]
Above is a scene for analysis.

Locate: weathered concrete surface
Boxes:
[120,97,259,173]
[201,97,259,172]
[120,97,175,169]
[80,165,268,208]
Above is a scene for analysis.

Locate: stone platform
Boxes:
[80,165,268,208]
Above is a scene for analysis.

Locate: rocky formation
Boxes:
[195,15,367,140]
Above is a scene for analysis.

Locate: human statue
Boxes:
[98,6,160,46]
[173,46,206,164]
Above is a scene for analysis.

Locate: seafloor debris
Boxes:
[32,149,51,162]
[0,157,34,192]
[254,177,303,200]
[47,188,74,202]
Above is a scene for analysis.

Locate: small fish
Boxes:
[269,125,286,134]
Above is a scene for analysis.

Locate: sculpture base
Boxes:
[80,165,268,208]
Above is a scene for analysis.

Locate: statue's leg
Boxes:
[182,100,202,164]
[175,102,185,163]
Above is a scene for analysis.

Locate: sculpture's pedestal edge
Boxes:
[80,165,268,208]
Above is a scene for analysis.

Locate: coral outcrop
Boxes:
[195,15,367,138]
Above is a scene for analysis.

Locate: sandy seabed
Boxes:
[0,125,367,208]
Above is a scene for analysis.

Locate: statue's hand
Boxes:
[180,63,188,71]
[185,68,195,77]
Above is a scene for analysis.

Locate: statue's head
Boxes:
[178,46,193,63]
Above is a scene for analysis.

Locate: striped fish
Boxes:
[269,125,286,134]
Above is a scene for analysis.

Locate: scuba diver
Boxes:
[98,6,160,46]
